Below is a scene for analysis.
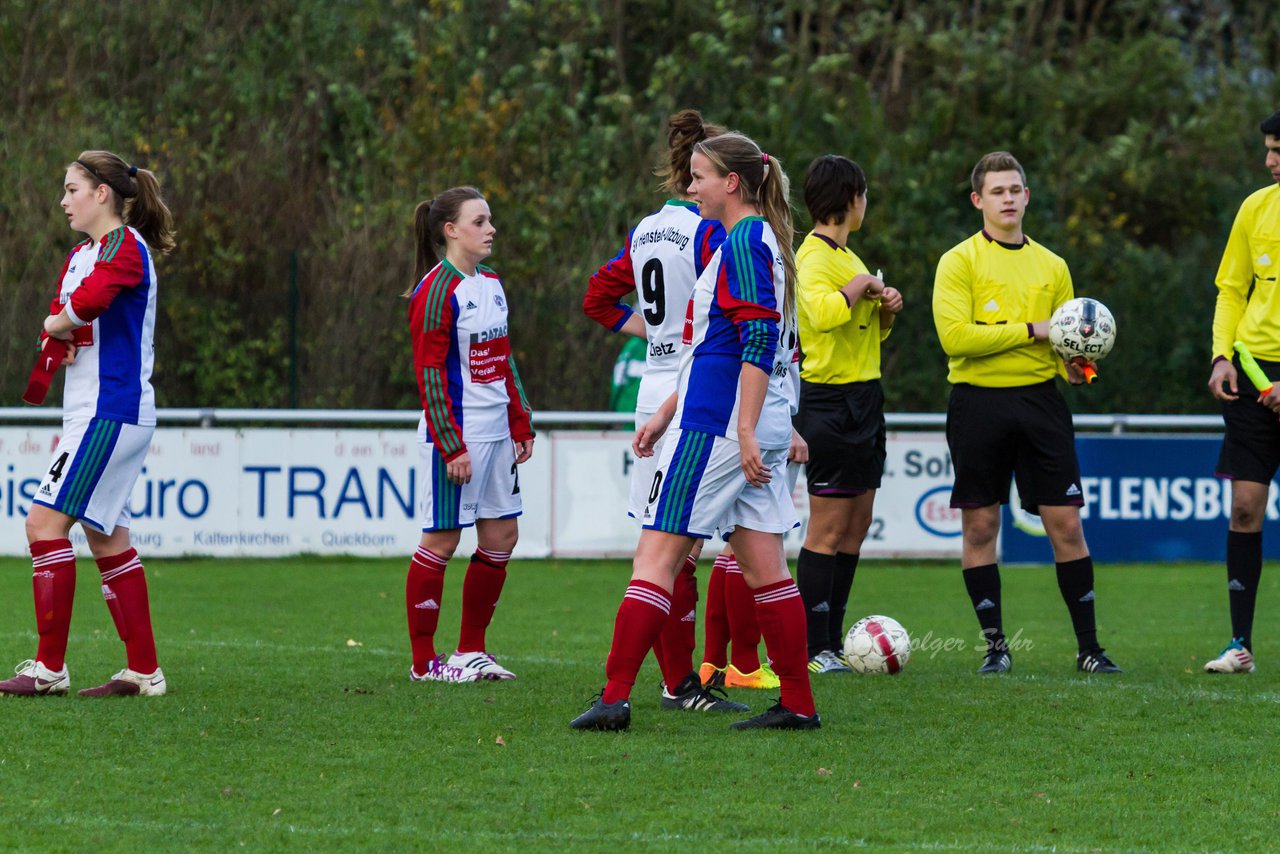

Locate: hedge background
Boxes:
[2,0,1277,414]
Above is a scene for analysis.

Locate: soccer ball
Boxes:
[1048,297,1116,363]
[843,615,911,675]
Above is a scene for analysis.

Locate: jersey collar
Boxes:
[981,229,1028,250]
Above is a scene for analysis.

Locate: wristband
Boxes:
[1211,355,1228,367]
[1026,322,1035,339]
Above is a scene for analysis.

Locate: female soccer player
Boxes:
[404,186,535,683]
[572,132,820,731]
[793,155,903,674]
[582,109,752,711]
[0,151,175,698]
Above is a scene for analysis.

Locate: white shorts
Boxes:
[641,428,798,539]
[32,417,153,535]
[628,410,662,520]
[418,437,521,531]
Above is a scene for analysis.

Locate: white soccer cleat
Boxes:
[447,651,516,680]
[0,659,70,696]
[1204,640,1255,674]
[78,667,167,697]
[411,655,482,683]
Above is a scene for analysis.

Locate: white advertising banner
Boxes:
[0,427,959,559]
[547,430,961,558]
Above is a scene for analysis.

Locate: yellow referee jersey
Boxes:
[933,231,1073,387]
[796,232,891,384]
[1212,184,1280,361]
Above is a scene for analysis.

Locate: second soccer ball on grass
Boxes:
[843,615,911,675]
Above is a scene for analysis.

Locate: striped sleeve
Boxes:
[716,223,780,374]
[582,229,637,332]
[504,353,535,442]
[66,228,144,327]
[410,268,467,461]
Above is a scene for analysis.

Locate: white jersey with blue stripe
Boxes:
[59,226,158,427]
[673,216,795,450]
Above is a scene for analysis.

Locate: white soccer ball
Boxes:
[1048,297,1116,363]
[843,615,911,675]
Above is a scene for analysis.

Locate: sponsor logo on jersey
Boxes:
[632,226,690,253]
[649,342,676,357]
[1260,253,1272,266]
[472,324,508,344]
[469,327,511,384]
[493,293,506,309]
[465,300,478,310]
[984,299,1000,311]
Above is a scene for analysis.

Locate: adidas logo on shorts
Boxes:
[414,599,440,610]
[1065,483,1081,497]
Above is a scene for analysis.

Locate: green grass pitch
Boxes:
[0,556,1275,851]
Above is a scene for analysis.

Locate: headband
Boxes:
[74,158,139,198]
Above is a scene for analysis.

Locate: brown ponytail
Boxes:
[657,109,726,195]
[71,150,176,253]
[405,185,485,295]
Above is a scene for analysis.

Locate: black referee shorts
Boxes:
[1217,355,1280,485]
[795,379,886,496]
[946,380,1083,515]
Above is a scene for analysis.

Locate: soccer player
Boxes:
[793,155,903,675]
[932,151,1121,675]
[701,352,807,692]
[582,109,750,710]
[0,151,175,698]
[1204,109,1280,674]
[404,186,535,683]
[572,132,820,731]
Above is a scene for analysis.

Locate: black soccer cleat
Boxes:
[1077,648,1122,674]
[977,649,1012,674]
[730,701,821,731]
[661,673,749,712]
[569,693,631,731]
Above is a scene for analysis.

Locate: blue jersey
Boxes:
[674,217,795,450]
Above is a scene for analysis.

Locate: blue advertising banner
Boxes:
[1002,434,1280,563]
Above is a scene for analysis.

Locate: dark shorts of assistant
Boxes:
[1217,354,1280,485]
[946,380,1083,515]
[795,379,886,497]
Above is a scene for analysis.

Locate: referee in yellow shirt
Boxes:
[1204,109,1280,675]
[793,155,903,673]
[933,151,1120,675]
